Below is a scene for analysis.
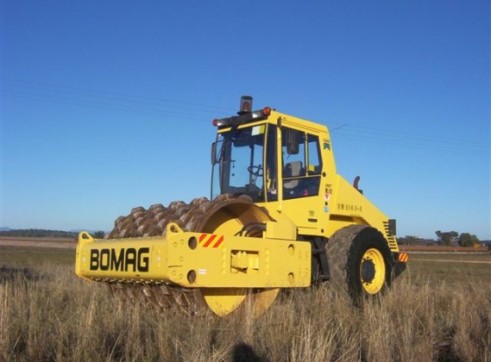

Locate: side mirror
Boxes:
[211,142,217,165]
[285,129,300,155]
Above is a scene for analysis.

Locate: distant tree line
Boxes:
[1,229,78,239]
[435,230,481,247]
[398,230,483,248]
[92,231,105,238]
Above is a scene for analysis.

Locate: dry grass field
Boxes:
[1,245,490,361]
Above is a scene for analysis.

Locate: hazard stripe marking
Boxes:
[398,253,409,262]
[203,234,216,247]
[213,236,224,248]
[199,233,225,248]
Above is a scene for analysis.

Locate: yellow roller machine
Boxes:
[76,96,408,317]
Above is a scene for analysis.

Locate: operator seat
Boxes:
[283,161,303,190]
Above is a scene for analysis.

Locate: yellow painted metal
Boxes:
[247,288,280,318]
[75,104,402,316]
[75,223,311,288]
[199,204,265,315]
[254,109,399,252]
[207,288,280,318]
[264,210,297,240]
[360,248,386,294]
[326,175,399,252]
[199,288,279,317]
[202,289,248,316]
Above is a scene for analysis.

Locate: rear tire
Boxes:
[326,225,393,303]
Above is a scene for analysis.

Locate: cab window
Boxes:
[281,127,322,199]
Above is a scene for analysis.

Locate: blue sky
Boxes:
[1,1,490,239]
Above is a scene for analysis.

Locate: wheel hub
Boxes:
[359,248,386,295]
[360,259,376,283]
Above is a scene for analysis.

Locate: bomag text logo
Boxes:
[89,248,150,272]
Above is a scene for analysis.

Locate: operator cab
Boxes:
[211,96,323,203]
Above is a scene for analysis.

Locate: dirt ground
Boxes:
[0,237,76,249]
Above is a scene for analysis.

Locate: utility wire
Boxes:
[1,78,230,122]
[332,124,488,156]
[2,77,231,113]
[2,78,489,157]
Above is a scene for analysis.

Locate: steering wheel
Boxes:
[247,165,263,177]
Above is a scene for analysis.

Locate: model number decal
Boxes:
[337,203,363,213]
[89,248,150,272]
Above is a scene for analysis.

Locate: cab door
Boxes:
[278,126,325,235]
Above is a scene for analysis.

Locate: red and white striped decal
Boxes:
[199,233,224,248]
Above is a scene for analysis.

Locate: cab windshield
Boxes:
[211,125,267,201]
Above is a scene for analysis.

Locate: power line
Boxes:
[1,77,231,122]
[330,123,489,157]
[2,77,489,157]
[2,77,232,112]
